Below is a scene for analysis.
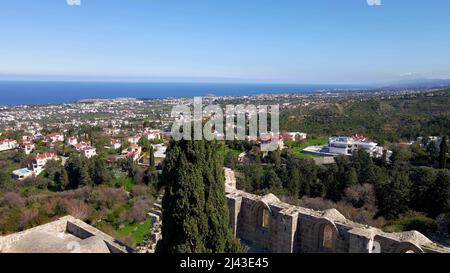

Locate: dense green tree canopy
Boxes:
[157,139,243,253]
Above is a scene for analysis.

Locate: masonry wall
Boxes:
[0,216,131,253]
[223,169,450,253]
[0,216,67,252]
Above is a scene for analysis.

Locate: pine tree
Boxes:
[429,170,450,216]
[138,136,149,150]
[263,168,283,194]
[79,160,92,187]
[156,139,243,253]
[376,167,411,219]
[439,136,448,169]
[54,166,69,191]
[92,157,112,185]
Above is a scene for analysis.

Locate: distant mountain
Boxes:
[377,79,450,89]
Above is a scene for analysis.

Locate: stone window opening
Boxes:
[261,207,270,228]
[322,224,333,249]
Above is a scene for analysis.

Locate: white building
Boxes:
[328,135,382,156]
[0,139,18,152]
[103,128,121,136]
[152,144,167,160]
[46,132,64,143]
[110,139,122,150]
[13,152,59,180]
[21,141,35,155]
[12,168,34,181]
[285,132,307,141]
[127,134,141,145]
[303,135,385,158]
[73,141,91,151]
[80,147,97,158]
[32,153,59,175]
[66,137,78,146]
[143,129,161,141]
[121,144,142,161]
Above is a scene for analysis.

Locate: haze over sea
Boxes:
[0,81,365,106]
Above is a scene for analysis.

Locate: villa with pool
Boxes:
[12,152,59,181]
[12,168,34,181]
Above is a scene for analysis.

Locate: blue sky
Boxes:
[1,0,449,84]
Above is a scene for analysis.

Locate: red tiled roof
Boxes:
[47,132,63,137]
[352,134,367,141]
[0,138,17,143]
[35,152,56,160]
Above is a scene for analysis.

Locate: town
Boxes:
[1,88,450,253]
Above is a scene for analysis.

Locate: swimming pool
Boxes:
[18,169,31,175]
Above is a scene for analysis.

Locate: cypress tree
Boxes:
[156,139,243,253]
[440,136,448,169]
[149,146,155,169]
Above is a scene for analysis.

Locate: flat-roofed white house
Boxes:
[153,144,167,164]
[327,135,382,156]
[0,139,18,152]
[303,135,386,158]
[143,129,162,141]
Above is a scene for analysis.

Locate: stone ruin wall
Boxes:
[0,216,67,252]
[224,168,450,253]
[0,215,130,253]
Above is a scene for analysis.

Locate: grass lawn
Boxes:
[218,146,242,158]
[116,218,153,245]
[113,176,134,191]
[287,137,328,159]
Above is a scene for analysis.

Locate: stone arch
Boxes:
[252,194,279,229]
[311,218,339,253]
[373,234,426,253]
[253,201,273,229]
[394,242,424,254]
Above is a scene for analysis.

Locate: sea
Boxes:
[0,81,365,106]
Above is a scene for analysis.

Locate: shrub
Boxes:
[383,211,437,237]
[66,199,91,220]
[0,192,26,209]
